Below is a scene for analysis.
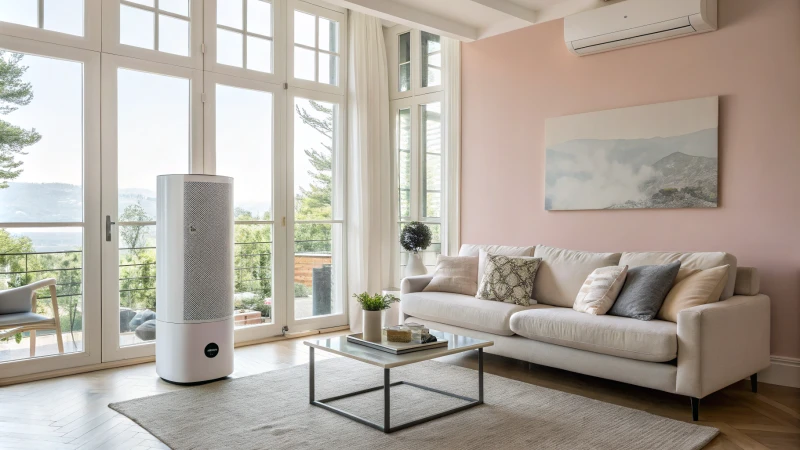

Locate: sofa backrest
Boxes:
[532,245,622,308]
[459,244,535,283]
[619,252,737,300]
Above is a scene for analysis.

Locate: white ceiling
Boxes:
[324,0,625,41]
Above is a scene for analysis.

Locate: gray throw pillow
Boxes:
[608,261,681,321]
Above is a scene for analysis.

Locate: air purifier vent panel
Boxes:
[183,181,233,322]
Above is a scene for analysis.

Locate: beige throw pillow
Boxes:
[423,255,479,296]
[573,265,628,315]
[657,265,729,322]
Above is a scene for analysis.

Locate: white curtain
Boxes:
[346,12,393,332]
[443,37,461,256]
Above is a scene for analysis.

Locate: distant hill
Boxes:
[0,182,270,222]
[0,183,157,222]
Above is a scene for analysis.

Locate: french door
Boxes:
[100,54,204,361]
[0,35,102,378]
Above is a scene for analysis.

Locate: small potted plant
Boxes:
[353,292,399,342]
[400,221,432,278]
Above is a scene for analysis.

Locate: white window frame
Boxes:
[0,0,101,51]
[287,0,346,95]
[203,72,290,342]
[100,53,204,362]
[385,25,444,100]
[0,34,102,378]
[390,91,445,284]
[102,0,204,69]
[203,0,287,84]
[286,87,347,331]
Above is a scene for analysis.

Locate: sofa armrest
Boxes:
[676,294,771,398]
[401,275,434,294]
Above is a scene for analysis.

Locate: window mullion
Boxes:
[37,0,44,28]
[242,0,248,69]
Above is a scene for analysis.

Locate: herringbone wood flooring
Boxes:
[0,332,797,449]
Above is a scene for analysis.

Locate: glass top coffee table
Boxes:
[304,331,493,433]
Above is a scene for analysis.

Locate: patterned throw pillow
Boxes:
[573,265,628,315]
[476,254,542,306]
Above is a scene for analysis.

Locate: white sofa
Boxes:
[401,244,771,421]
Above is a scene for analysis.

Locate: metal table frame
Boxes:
[309,347,484,433]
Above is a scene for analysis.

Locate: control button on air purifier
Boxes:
[204,343,219,358]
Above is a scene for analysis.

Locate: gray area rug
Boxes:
[109,358,718,450]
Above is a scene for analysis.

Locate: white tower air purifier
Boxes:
[156,174,234,384]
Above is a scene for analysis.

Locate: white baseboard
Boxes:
[757,356,800,388]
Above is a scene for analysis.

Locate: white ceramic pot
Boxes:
[404,252,427,278]
[362,310,384,342]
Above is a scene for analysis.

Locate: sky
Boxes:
[1,0,335,221]
[545,96,719,147]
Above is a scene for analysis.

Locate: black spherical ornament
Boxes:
[400,222,432,253]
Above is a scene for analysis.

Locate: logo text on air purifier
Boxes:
[204,343,219,358]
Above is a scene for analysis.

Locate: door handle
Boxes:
[106,215,116,242]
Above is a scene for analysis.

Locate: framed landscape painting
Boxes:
[544,96,718,211]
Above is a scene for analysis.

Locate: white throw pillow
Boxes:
[573,265,628,315]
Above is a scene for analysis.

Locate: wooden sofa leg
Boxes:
[29,330,36,357]
[691,397,699,421]
[751,373,758,393]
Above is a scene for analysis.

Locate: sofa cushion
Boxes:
[619,251,737,300]
[509,307,677,362]
[402,292,548,336]
[532,246,622,308]
[734,266,760,296]
[459,244,535,285]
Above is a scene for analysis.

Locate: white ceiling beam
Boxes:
[467,0,538,23]
[322,0,479,42]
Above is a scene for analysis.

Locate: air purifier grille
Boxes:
[183,181,233,321]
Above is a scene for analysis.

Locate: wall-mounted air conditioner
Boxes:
[564,0,717,56]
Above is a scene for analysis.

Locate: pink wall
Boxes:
[461,0,800,358]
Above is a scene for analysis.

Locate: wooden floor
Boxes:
[0,331,798,450]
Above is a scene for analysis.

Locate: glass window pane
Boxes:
[0,0,38,27]
[294,97,336,220]
[397,108,411,219]
[159,0,189,17]
[217,28,244,67]
[399,63,410,92]
[422,102,441,218]
[318,17,338,53]
[117,68,189,218]
[422,31,441,53]
[234,224,273,327]
[318,53,337,86]
[44,0,84,36]
[421,32,442,88]
[215,84,273,218]
[118,224,156,346]
[120,5,155,50]
[247,0,271,37]
[158,15,189,57]
[294,223,341,318]
[293,10,315,47]
[0,51,83,223]
[294,46,315,81]
[0,227,84,362]
[217,0,243,29]
[426,154,441,191]
[398,32,410,63]
[246,35,272,73]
